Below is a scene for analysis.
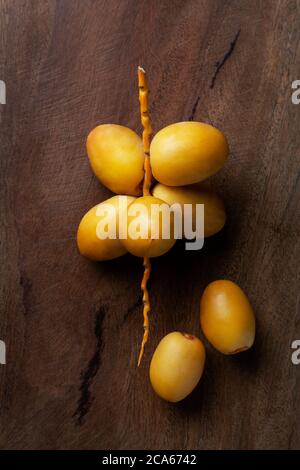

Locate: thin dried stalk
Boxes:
[137,66,153,366]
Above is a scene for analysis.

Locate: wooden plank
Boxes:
[0,0,299,449]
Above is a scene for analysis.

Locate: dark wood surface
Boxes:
[0,0,300,450]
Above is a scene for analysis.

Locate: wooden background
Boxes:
[0,0,300,450]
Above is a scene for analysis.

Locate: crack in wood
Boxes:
[210,29,241,89]
[188,95,200,121]
[73,305,106,425]
[19,272,32,316]
[122,294,143,324]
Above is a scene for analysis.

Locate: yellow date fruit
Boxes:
[87,124,144,196]
[152,183,226,237]
[150,332,206,402]
[200,280,256,354]
[77,195,135,261]
[120,195,176,258]
[150,121,229,186]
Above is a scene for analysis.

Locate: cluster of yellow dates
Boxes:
[78,122,228,259]
[77,120,255,403]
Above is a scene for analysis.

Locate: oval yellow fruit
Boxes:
[150,121,229,186]
[121,196,176,258]
[120,195,176,258]
[150,332,206,402]
[77,195,135,261]
[152,183,226,237]
[200,280,255,354]
[87,124,144,196]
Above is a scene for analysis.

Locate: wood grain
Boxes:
[0,0,300,449]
